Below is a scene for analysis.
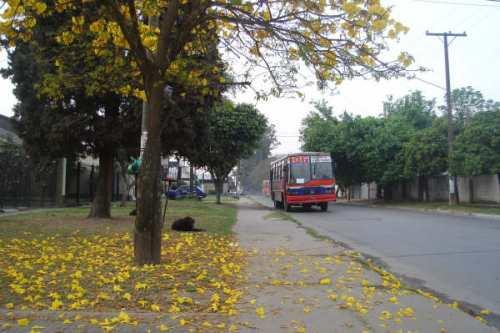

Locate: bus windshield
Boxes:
[289,155,310,184]
[311,155,333,180]
[290,163,310,184]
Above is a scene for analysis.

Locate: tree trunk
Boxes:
[417,175,424,202]
[134,84,164,265]
[469,177,474,203]
[88,151,114,218]
[454,176,460,205]
[423,176,430,202]
[384,185,393,201]
[215,179,223,204]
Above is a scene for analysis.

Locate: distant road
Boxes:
[251,195,500,326]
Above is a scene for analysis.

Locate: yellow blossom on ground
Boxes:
[401,307,415,318]
[256,306,266,319]
[17,318,29,327]
[319,278,331,285]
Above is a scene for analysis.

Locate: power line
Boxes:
[413,77,446,90]
[413,0,500,8]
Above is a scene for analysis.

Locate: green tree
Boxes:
[3,38,142,218]
[190,102,267,204]
[403,118,448,200]
[366,91,437,198]
[301,101,374,196]
[385,90,435,129]
[449,86,500,128]
[451,110,500,176]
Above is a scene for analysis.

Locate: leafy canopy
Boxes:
[403,117,448,178]
[449,86,500,129]
[1,0,414,99]
[301,91,441,188]
[190,101,267,181]
[451,110,500,176]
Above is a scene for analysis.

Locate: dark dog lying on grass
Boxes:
[171,216,205,232]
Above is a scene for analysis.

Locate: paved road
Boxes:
[252,196,500,323]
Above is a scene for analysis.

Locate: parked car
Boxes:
[167,185,206,200]
[167,185,188,200]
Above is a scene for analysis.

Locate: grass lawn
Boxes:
[0,196,237,237]
[0,197,243,331]
[375,201,500,216]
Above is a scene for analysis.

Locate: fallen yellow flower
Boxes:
[256,306,266,319]
[17,318,29,327]
[319,278,331,285]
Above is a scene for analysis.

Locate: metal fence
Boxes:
[0,157,121,209]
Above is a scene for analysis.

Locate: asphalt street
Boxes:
[252,196,500,322]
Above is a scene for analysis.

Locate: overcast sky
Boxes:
[1,0,499,154]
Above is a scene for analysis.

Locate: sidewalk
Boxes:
[234,198,497,332]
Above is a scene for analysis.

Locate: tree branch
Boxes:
[107,1,151,75]
[156,0,180,70]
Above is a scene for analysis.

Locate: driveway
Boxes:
[252,196,500,327]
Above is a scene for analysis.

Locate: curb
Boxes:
[336,201,500,221]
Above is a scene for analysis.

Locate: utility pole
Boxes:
[426,31,466,205]
[139,16,160,159]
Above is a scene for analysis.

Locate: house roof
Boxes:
[0,114,22,145]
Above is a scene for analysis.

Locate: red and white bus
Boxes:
[270,152,336,211]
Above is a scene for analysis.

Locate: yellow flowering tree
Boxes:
[1,0,413,265]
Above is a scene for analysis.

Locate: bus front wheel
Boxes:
[320,203,328,212]
[284,197,291,212]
